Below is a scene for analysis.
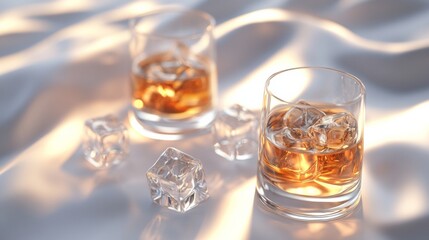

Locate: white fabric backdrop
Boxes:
[1,0,429,239]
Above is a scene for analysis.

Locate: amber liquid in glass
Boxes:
[131,52,212,120]
[260,107,363,197]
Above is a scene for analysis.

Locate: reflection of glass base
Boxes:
[129,109,215,140]
[256,168,361,221]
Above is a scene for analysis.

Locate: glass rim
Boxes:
[129,6,215,41]
[265,66,366,107]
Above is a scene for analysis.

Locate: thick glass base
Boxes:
[256,169,361,221]
[129,109,215,140]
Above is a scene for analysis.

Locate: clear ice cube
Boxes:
[83,115,129,169]
[283,101,325,130]
[308,112,358,150]
[143,41,191,82]
[213,104,259,161]
[145,58,188,82]
[271,127,311,150]
[146,147,209,213]
[280,101,325,149]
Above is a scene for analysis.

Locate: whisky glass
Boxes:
[129,7,217,139]
[256,67,366,221]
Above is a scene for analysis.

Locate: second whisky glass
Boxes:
[129,7,217,139]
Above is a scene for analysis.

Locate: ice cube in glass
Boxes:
[83,114,129,169]
[146,147,209,213]
[276,101,325,150]
[213,104,258,161]
[283,100,325,130]
[309,112,358,150]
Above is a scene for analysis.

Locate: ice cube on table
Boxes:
[309,112,358,150]
[213,104,259,161]
[146,147,209,213]
[83,114,129,169]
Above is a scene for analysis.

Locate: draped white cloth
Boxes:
[1,0,429,239]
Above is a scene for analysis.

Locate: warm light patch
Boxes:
[366,101,429,151]
[157,86,175,98]
[299,154,310,171]
[333,221,358,237]
[394,179,427,221]
[308,223,326,233]
[197,177,256,240]
[0,15,50,35]
[287,185,322,196]
[133,99,144,109]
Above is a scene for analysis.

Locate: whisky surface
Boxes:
[131,52,212,119]
[259,105,363,197]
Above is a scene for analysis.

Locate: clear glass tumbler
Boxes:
[256,67,366,221]
[129,7,217,139]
